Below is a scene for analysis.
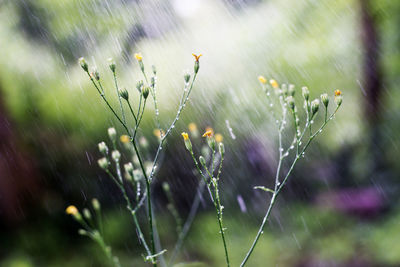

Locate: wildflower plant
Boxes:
[68,53,201,266]
[181,77,342,266]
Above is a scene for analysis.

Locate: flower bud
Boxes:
[142,86,150,99]
[320,93,329,108]
[152,65,157,75]
[111,150,121,162]
[184,72,191,83]
[124,162,134,174]
[78,229,87,235]
[286,96,295,111]
[162,182,170,192]
[199,156,206,167]
[335,95,343,106]
[181,132,192,151]
[139,136,148,149]
[302,86,310,101]
[91,69,100,81]
[194,61,199,74]
[92,198,100,210]
[66,205,82,221]
[119,88,129,101]
[79,57,88,72]
[98,157,109,170]
[311,99,320,115]
[108,127,117,141]
[258,76,267,84]
[288,84,295,96]
[133,169,143,182]
[108,58,116,73]
[98,141,108,155]
[150,77,155,88]
[83,208,91,220]
[219,142,225,157]
[136,80,144,92]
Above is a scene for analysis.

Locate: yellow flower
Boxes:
[153,129,165,138]
[181,132,189,141]
[202,130,213,138]
[269,79,279,88]
[66,205,78,215]
[215,133,223,143]
[258,76,267,84]
[188,123,197,132]
[334,89,342,96]
[134,53,143,61]
[192,53,202,62]
[120,135,130,143]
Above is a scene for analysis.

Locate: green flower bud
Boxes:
[288,84,295,96]
[136,80,144,92]
[321,93,329,108]
[184,72,191,83]
[98,141,108,155]
[311,99,320,115]
[286,96,295,111]
[150,77,155,88]
[108,58,116,73]
[152,65,157,75]
[119,88,129,101]
[133,169,143,182]
[98,157,109,170]
[199,156,206,167]
[83,208,91,220]
[108,127,117,141]
[207,137,216,151]
[194,61,199,74]
[335,95,343,106]
[124,162,134,174]
[218,142,225,157]
[92,198,100,210]
[162,182,170,192]
[181,132,192,151]
[142,86,150,99]
[302,86,310,101]
[78,229,88,235]
[91,68,100,81]
[79,57,88,72]
[111,150,121,162]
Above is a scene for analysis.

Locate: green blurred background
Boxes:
[0,0,399,266]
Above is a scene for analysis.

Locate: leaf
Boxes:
[254,186,275,194]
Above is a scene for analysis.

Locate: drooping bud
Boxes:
[111,150,121,162]
[320,93,329,108]
[98,157,109,170]
[79,57,88,72]
[108,127,117,142]
[98,141,108,155]
[302,86,310,101]
[119,88,129,101]
[108,58,116,73]
[311,99,320,115]
[286,96,295,111]
[92,198,100,210]
[142,86,150,99]
[199,156,206,167]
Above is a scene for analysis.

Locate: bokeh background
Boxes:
[0,0,399,266]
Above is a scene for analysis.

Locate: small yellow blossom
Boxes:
[181,132,189,141]
[334,89,342,96]
[66,205,78,215]
[258,76,267,84]
[205,127,214,135]
[215,133,223,143]
[269,79,279,88]
[192,53,202,62]
[134,53,143,61]
[188,123,197,132]
[153,129,165,138]
[120,135,130,143]
[202,130,213,138]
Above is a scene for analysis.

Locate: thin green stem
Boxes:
[113,71,126,124]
